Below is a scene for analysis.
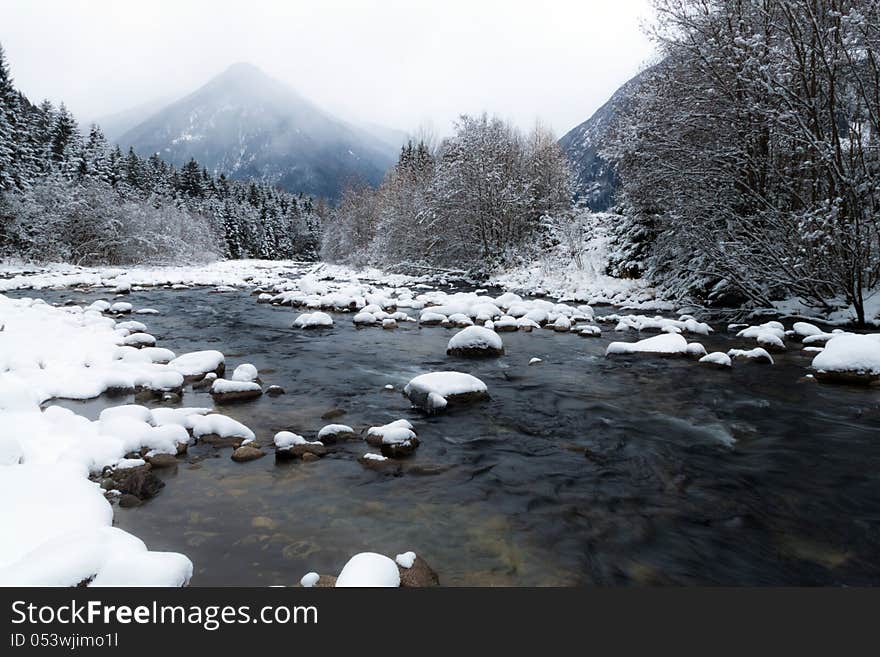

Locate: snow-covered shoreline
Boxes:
[0,294,199,586]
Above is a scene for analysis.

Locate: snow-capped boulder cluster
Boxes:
[735,321,787,352]
[600,313,713,336]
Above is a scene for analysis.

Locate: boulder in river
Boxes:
[397,553,440,587]
[358,453,402,472]
[115,468,165,500]
[274,431,326,460]
[403,371,489,414]
[210,378,263,403]
[266,385,286,396]
[169,350,226,382]
[811,333,880,385]
[446,326,504,358]
[146,453,179,469]
[231,445,266,462]
[727,347,774,364]
[316,424,356,443]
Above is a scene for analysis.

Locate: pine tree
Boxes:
[49,103,79,174]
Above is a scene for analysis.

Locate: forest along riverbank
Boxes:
[2,274,880,586]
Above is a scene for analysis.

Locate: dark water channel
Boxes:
[15,286,880,586]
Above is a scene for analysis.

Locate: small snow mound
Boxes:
[335,552,400,587]
[396,551,417,569]
[168,350,225,378]
[727,347,774,364]
[293,312,333,329]
[231,363,259,382]
[699,352,732,368]
[300,572,320,588]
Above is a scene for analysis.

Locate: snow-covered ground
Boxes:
[0,293,259,586]
[489,216,664,309]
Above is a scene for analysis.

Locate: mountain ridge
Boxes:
[559,68,652,211]
[117,63,398,199]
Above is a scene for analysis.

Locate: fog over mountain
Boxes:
[0,0,655,139]
[117,63,399,199]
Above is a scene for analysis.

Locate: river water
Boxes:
[19,286,880,586]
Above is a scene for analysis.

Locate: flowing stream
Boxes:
[18,286,880,586]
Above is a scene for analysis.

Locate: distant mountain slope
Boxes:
[559,69,651,211]
[117,63,397,199]
[84,96,174,143]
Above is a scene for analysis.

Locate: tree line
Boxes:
[606,0,880,323]
[0,44,322,266]
[321,114,574,274]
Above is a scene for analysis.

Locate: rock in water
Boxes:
[274,431,326,460]
[115,469,165,500]
[403,372,489,413]
[811,333,880,384]
[316,424,356,443]
[231,445,266,462]
[446,326,504,358]
[335,553,400,587]
[397,555,440,587]
[210,378,263,403]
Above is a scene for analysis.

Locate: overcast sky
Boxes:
[0,0,655,137]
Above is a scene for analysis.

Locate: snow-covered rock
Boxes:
[191,414,255,446]
[210,378,262,403]
[317,424,355,443]
[811,333,880,384]
[293,311,333,329]
[231,363,259,382]
[727,347,774,364]
[552,315,572,332]
[419,310,446,325]
[300,572,320,588]
[605,313,713,335]
[791,321,823,339]
[274,431,326,459]
[364,419,419,456]
[699,352,732,368]
[446,326,504,358]
[396,551,417,568]
[606,333,692,357]
[168,350,225,380]
[335,552,400,588]
[403,372,489,414]
[353,311,377,326]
